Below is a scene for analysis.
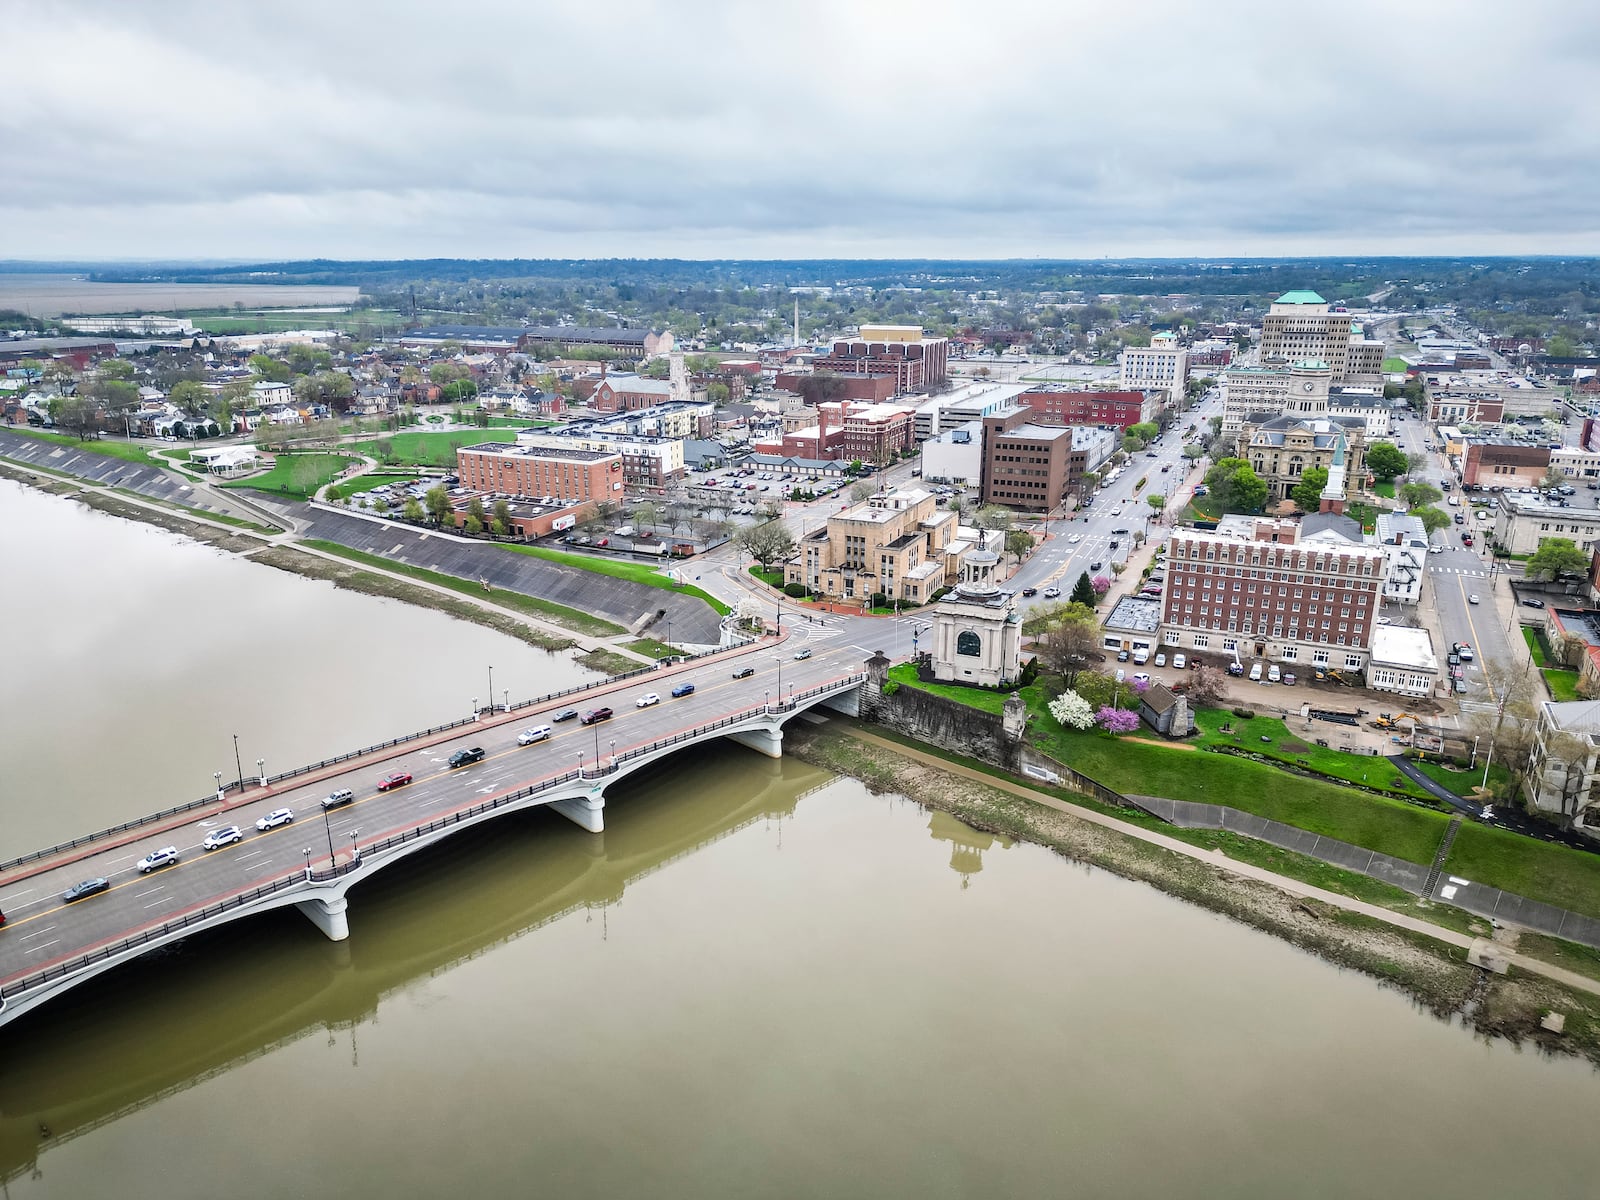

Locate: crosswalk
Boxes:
[791,615,850,641]
[1430,566,1488,578]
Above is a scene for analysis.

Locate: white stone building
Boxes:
[1119,332,1188,411]
[1371,512,1429,605]
[1366,625,1439,697]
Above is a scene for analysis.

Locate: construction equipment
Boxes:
[1370,712,1426,731]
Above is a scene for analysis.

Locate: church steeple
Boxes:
[1319,430,1347,515]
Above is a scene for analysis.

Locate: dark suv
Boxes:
[581,707,614,725]
[448,747,486,768]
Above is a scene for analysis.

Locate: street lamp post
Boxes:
[472,696,479,721]
[774,656,783,704]
[502,688,509,714]
[609,738,616,768]
[213,771,223,803]
[322,805,337,871]
[257,757,266,787]
[232,734,244,791]
[350,831,360,866]
[303,847,312,880]
[487,666,494,714]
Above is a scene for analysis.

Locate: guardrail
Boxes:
[0,673,868,1002]
[0,637,773,876]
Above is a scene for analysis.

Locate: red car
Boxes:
[377,770,413,791]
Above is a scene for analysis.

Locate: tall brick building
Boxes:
[1016,387,1161,430]
[811,325,948,395]
[455,442,625,503]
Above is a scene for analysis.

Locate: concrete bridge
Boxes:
[0,640,868,1029]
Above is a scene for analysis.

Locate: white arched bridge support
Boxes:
[726,720,784,759]
[550,787,607,833]
[295,894,350,942]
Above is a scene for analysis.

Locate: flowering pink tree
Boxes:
[1095,706,1140,734]
[1130,676,1150,695]
[1091,575,1111,596]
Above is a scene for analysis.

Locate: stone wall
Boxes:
[874,684,1021,771]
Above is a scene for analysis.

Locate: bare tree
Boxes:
[1036,617,1099,685]
[737,521,797,570]
[1187,664,1230,707]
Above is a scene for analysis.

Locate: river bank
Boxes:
[784,719,1600,1066]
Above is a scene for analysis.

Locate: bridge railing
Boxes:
[0,673,867,1003]
[0,637,778,876]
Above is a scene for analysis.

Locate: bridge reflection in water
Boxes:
[0,746,836,1187]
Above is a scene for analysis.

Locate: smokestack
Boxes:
[794,298,800,349]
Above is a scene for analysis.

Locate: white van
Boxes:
[1267,664,1281,683]
[1249,662,1264,682]
[1447,495,1460,507]
[1132,648,1149,665]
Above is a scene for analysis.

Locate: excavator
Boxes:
[1369,712,1426,731]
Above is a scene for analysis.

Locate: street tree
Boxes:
[1405,452,1428,480]
[1069,572,1096,607]
[1365,442,1407,481]
[633,500,660,532]
[974,504,1013,533]
[1146,493,1165,511]
[1398,480,1442,509]
[737,521,796,570]
[424,484,452,526]
[1182,443,1206,461]
[403,498,424,523]
[1411,506,1451,535]
[1289,467,1329,511]
[1127,422,1160,445]
[1527,536,1589,581]
[849,480,874,502]
[1004,529,1034,566]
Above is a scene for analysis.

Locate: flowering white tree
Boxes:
[1047,690,1095,730]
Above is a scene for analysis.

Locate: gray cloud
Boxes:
[4,0,1597,260]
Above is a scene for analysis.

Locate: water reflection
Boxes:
[927,809,1012,888]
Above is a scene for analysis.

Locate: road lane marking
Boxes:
[133,885,166,898]
[143,897,176,909]
[0,889,35,905]
[25,939,59,953]
[18,925,55,941]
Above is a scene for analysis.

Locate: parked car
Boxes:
[260,805,299,827]
[62,877,110,903]
[552,707,580,722]
[1249,662,1264,681]
[1454,678,1468,694]
[1117,650,1130,662]
[376,771,413,792]
[1522,597,1547,609]
[203,825,243,851]
[635,693,661,708]
[581,707,614,725]
[1132,672,1151,684]
[1172,654,1187,669]
[1154,653,1167,667]
[670,682,696,698]
[517,725,553,745]
[448,746,486,768]
[733,666,756,679]
[137,846,180,874]
[1282,673,1297,686]
[1455,642,1475,661]
[1267,664,1281,683]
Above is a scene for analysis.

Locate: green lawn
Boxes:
[887,662,1013,714]
[1373,480,1396,499]
[1,427,165,468]
[330,473,426,497]
[1544,669,1581,701]
[1190,709,1432,800]
[1446,822,1600,920]
[223,453,354,498]
[500,543,731,615]
[350,429,521,466]
[298,539,624,636]
[1410,756,1514,800]
[1381,357,1409,374]
[748,565,784,588]
[1523,625,1548,666]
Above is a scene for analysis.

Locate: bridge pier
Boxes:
[550,792,606,833]
[296,894,350,942]
[727,723,784,759]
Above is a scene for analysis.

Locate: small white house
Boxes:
[1367,625,1439,697]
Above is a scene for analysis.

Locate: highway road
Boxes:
[0,641,862,990]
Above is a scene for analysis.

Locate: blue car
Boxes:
[671,682,696,698]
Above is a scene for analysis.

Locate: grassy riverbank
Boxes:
[500,543,732,616]
[785,720,1600,1064]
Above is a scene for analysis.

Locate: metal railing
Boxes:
[0,673,867,1002]
[0,638,773,875]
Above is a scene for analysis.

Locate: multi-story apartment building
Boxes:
[1118,332,1188,410]
[515,428,684,487]
[1158,517,1385,674]
[811,325,949,394]
[455,442,624,503]
[979,406,1116,512]
[787,488,965,605]
[1015,387,1162,430]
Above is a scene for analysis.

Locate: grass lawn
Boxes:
[350,429,519,466]
[1381,357,1409,373]
[747,565,784,588]
[1190,708,1432,800]
[1544,668,1581,701]
[1523,625,1548,666]
[887,662,1013,714]
[298,539,624,636]
[1410,756,1513,799]
[1373,480,1396,499]
[625,637,675,658]
[1446,822,1600,919]
[1515,931,1600,984]
[500,543,731,615]
[1022,690,1450,864]
[330,473,425,497]
[1,427,165,468]
[223,453,354,498]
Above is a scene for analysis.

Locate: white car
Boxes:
[1428,544,1443,554]
[517,725,553,746]
[1469,594,1480,605]
[1172,653,1187,669]
[203,825,243,851]
[1132,672,1151,685]
[636,693,661,708]
[137,846,180,874]
[1068,534,1082,544]
[256,807,295,831]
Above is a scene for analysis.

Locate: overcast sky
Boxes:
[6,0,1597,261]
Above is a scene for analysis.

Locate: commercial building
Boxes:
[1372,512,1429,605]
[811,325,949,395]
[1102,596,1163,662]
[979,406,1115,512]
[920,422,983,487]
[1327,388,1392,437]
[1015,387,1162,430]
[1259,291,1358,379]
[1118,332,1187,410]
[1460,438,1550,488]
[455,441,625,503]
[515,427,683,487]
[787,487,965,605]
[1423,371,1558,424]
[1220,365,1297,437]
[913,382,1027,439]
[1491,493,1600,556]
[1366,626,1439,698]
[1158,518,1385,674]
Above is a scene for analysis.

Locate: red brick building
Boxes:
[455,442,625,503]
[775,372,898,404]
[810,325,949,395]
[591,374,674,412]
[813,401,917,464]
[1017,387,1160,430]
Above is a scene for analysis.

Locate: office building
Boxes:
[979,406,1115,512]
[1118,332,1187,409]
[787,487,966,605]
[455,442,625,503]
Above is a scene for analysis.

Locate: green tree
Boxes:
[425,484,452,526]
[1289,467,1329,511]
[467,495,487,526]
[1145,493,1166,511]
[284,343,332,375]
[403,498,424,523]
[736,520,796,569]
[1365,441,1407,481]
[1207,460,1267,513]
[492,499,511,531]
[169,379,209,416]
[429,362,467,386]
[1398,480,1442,509]
[463,514,483,536]
[974,504,1013,533]
[1541,464,1568,490]
[249,353,293,382]
[1405,452,1428,480]
[1127,422,1159,444]
[1182,443,1206,461]
[1070,571,1096,608]
[1527,536,1589,581]
[1004,529,1034,565]
[1411,506,1451,534]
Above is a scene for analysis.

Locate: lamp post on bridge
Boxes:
[257,758,266,787]
[774,656,784,705]
[213,771,223,803]
[350,831,360,866]
[303,847,312,881]
[232,734,244,792]
[609,738,616,769]
[322,804,337,873]
[472,696,479,721]
[487,665,494,716]
[502,688,509,715]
